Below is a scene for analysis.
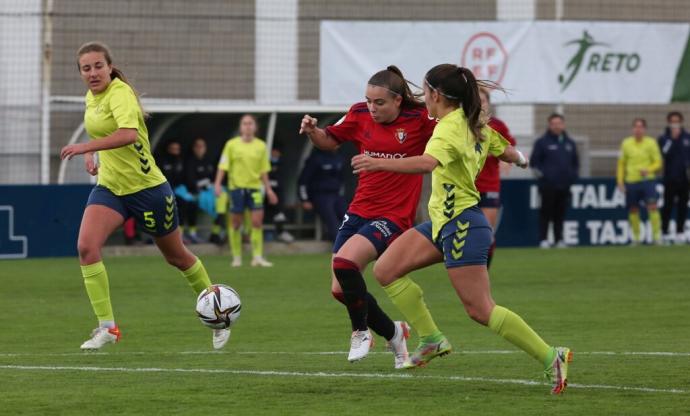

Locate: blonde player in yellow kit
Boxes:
[214,115,278,267]
[616,118,663,244]
[60,42,229,351]
[352,64,572,394]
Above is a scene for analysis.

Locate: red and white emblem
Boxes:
[461,32,508,84]
[395,128,407,144]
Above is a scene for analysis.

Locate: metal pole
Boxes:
[40,0,54,184]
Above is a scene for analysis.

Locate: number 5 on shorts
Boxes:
[144,211,156,229]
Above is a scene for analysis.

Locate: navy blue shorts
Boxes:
[230,188,263,213]
[478,191,501,208]
[415,205,492,268]
[625,180,658,209]
[86,182,179,237]
[332,212,402,257]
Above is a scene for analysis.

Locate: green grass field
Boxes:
[1,246,689,415]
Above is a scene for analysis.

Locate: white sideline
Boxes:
[1,349,690,357]
[0,364,685,395]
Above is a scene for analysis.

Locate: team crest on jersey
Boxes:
[395,128,407,144]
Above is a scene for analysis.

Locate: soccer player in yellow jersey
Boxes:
[616,118,663,244]
[214,115,278,267]
[352,64,572,394]
[60,42,228,351]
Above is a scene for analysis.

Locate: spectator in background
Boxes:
[298,147,347,242]
[184,137,221,244]
[658,111,690,244]
[530,113,579,249]
[157,140,187,240]
[617,118,662,245]
[266,144,295,243]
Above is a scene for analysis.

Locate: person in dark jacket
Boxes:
[298,147,347,242]
[530,113,579,249]
[265,145,295,243]
[157,140,186,239]
[658,111,690,244]
[184,137,217,244]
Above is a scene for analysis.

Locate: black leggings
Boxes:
[661,181,689,234]
[539,187,570,242]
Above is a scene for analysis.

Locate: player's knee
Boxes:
[463,302,491,325]
[77,240,100,264]
[331,290,346,305]
[372,261,395,286]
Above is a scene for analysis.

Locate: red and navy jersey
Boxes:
[475,117,516,193]
[325,102,436,230]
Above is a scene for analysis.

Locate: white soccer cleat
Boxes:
[231,257,242,267]
[251,256,273,267]
[539,240,551,249]
[348,329,373,362]
[80,326,120,350]
[386,321,410,369]
[555,241,567,249]
[212,328,231,350]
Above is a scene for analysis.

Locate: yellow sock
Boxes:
[251,227,263,258]
[383,276,439,338]
[81,261,115,324]
[649,210,661,241]
[488,305,553,367]
[629,211,641,242]
[229,226,242,258]
[181,258,212,295]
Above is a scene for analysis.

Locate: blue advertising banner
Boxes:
[497,178,690,246]
[0,185,92,258]
[1,181,688,258]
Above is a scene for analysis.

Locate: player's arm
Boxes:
[647,142,663,175]
[616,144,626,191]
[351,154,439,174]
[214,143,230,196]
[260,146,277,205]
[497,146,528,168]
[261,172,278,205]
[60,128,137,160]
[300,114,339,151]
[84,152,98,176]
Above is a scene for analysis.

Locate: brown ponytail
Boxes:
[425,64,492,142]
[368,65,425,109]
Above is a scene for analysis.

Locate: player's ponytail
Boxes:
[425,64,493,143]
[457,67,484,143]
[77,41,148,117]
[368,65,425,109]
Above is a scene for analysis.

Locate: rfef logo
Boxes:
[558,30,641,91]
[461,32,507,84]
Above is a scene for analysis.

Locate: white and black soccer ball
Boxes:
[195,284,241,329]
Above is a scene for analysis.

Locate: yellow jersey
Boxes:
[84,78,165,195]
[616,136,662,184]
[424,109,509,240]
[217,137,270,190]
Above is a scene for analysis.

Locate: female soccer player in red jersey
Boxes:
[300,66,436,368]
[352,64,572,394]
[475,88,516,267]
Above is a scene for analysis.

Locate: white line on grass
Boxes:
[2,350,690,358]
[0,364,685,395]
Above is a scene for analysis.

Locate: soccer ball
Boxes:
[195,284,242,329]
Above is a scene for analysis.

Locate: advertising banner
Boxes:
[321,21,690,104]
